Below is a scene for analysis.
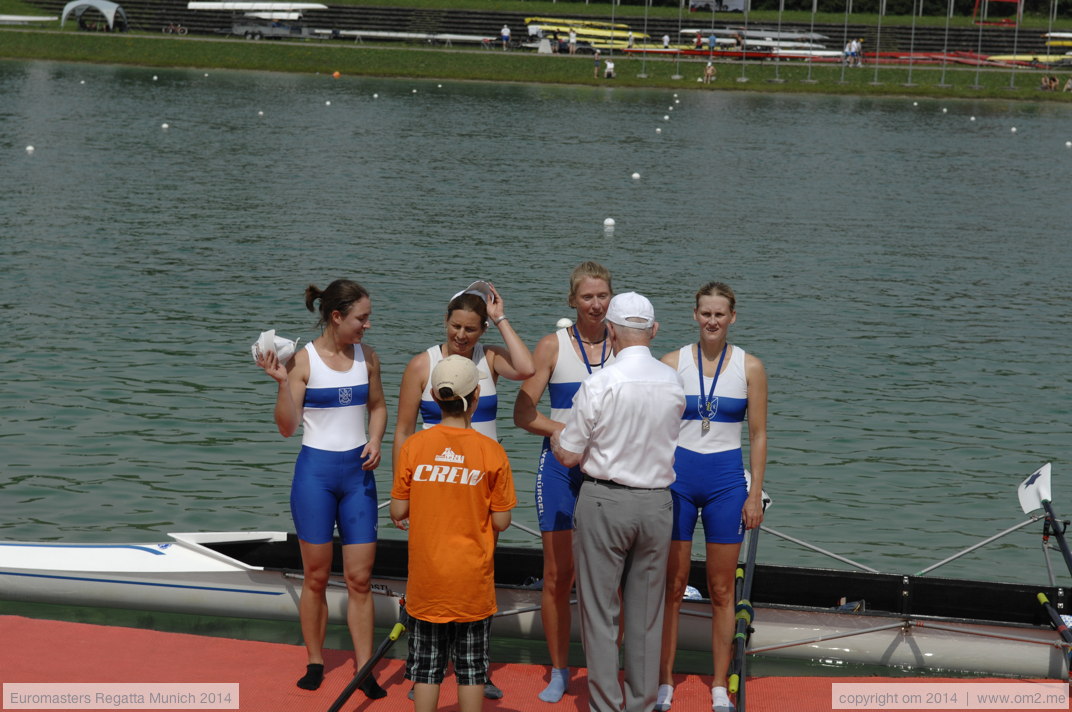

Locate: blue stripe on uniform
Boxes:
[681,395,747,423]
[548,382,581,410]
[419,394,498,425]
[304,384,369,409]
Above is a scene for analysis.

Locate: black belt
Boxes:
[582,474,667,491]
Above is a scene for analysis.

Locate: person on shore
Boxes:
[551,292,685,712]
[663,33,671,49]
[604,59,616,79]
[513,262,615,703]
[393,280,533,699]
[391,355,517,712]
[501,24,511,50]
[569,28,578,55]
[655,281,768,712]
[703,62,716,84]
[628,31,635,49]
[256,279,388,698]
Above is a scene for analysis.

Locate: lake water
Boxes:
[1,59,1070,586]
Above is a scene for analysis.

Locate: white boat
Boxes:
[2,465,1068,678]
[1,531,1067,678]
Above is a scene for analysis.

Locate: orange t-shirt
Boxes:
[392,425,516,623]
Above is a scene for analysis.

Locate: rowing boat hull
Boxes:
[0,531,1066,678]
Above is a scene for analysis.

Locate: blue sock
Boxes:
[538,667,570,703]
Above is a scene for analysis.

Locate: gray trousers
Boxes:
[573,479,672,712]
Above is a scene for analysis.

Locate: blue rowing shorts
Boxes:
[535,437,583,532]
[670,447,747,544]
[290,445,378,545]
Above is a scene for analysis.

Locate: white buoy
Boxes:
[325,100,331,106]
[258,110,264,116]
[913,101,918,106]
[1065,141,1071,148]
[153,75,158,81]
[204,73,209,77]
[632,172,640,180]
[941,107,947,113]
[1011,127,1017,133]
[412,89,417,94]
[161,123,169,129]
[373,93,379,98]
[663,115,670,121]
[656,127,662,134]
[437,84,442,88]
[675,99,680,104]
[603,218,615,228]
[80,80,85,85]
[673,93,678,98]
[25,145,34,154]
[970,116,976,121]
[668,106,674,111]
[556,318,573,329]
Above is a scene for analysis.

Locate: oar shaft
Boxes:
[1041,501,1072,580]
[326,622,406,712]
[728,527,761,710]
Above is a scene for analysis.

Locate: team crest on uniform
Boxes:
[338,387,353,405]
[434,447,465,464]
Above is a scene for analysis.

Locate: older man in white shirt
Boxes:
[551,292,685,712]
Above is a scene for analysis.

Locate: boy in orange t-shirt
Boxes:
[391,355,516,712]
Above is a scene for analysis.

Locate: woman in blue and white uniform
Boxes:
[257,279,388,698]
[656,281,768,712]
[394,281,534,458]
[513,261,614,703]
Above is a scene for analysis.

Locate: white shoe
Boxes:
[712,686,736,712]
[655,684,674,712]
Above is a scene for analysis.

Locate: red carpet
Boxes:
[2,616,1060,711]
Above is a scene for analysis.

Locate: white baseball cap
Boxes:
[606,291,655,329]
[451,280,494,303]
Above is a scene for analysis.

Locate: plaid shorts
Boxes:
[405,615,492,686]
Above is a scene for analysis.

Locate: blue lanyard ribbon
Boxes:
[697,342,728,422]
[573,325,607,375]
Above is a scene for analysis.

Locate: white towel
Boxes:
[251,329,299,365]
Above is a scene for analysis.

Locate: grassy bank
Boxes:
[3,28,1071,101]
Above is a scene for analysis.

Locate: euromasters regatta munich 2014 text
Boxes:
[5,683,238,709]
[7,691,200,705]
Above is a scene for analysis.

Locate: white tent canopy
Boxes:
[60,0,127,29]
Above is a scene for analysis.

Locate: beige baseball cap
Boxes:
[431,355,480,401]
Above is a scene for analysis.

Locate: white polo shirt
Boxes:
[558,345,685,489]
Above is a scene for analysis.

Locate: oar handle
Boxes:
[1037,592,1072,648]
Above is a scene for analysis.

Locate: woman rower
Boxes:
[256,279,388,698]
[656,281,768,712]
[513,261,614,703]
[393,280,534,698]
